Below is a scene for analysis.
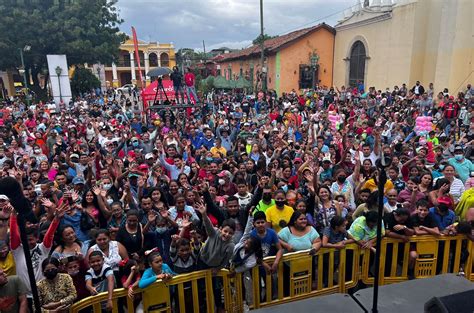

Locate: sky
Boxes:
[116,0,356,51]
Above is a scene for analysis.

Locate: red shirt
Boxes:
[184,73,195,87]
[269,112,279,121]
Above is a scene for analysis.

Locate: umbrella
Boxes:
[147,67,172,77]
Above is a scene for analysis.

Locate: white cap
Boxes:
[145,153,155,160]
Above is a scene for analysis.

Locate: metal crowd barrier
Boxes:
[70,235,473,313]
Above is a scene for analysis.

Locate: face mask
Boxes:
[281,185,288,193]
[103,183,112,191]
[106,198,114,205]
[34,149,41,154]
[132,142,139,147]
[439,165,445,171]
[454,154,463,161]
[275,200,286,208]
[44,268,58,280]
[68,269,79,276]
[156,226,168,234]
[262,193,272,202]
[337,175,346,183]
[206,157,213,162]
[218,179,225,186]
[325,131,331,137]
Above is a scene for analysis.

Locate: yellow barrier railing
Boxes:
[360,235,472,286]
[70,235,473,313]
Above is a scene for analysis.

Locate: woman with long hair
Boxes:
[116,210,144,259]
[52,225,88,261]
[278,211,322,253]
[314,186,340,233]
[428,178,454,210]
[418,171,433,195]
[81,187,110,229]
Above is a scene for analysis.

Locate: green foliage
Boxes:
[70,67,100,96]
[176,48,212,69]
[252,34,278,45]
[0,0,125,99]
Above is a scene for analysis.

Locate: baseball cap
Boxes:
[217,170,232,178]
[294,158,303,163]
[243,122,250,127]
[70,153,79,159]
[454,145,463,152]
[449,95,454,100]
[0,195,9,201]
[145,153,155,160]
[72,176,85,185]
[322,157,332,163]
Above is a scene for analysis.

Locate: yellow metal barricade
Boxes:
[247,243,360,309]
[70,270,215,313]
[360,235,469,286]
[70,235,473,313]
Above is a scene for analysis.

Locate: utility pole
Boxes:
[202,40,207,61]
[202,40,207,77]
[259,0,266,91]
[19,46,31,105]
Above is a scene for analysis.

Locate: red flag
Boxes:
[131,26,144,87]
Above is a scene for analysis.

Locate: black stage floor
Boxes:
[253,274,474,313]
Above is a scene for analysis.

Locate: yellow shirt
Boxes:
[362,179,394,194]
[0,251,16,276]
[210,146,227,158]
[266,205,294,233]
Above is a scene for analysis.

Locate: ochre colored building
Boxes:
[104,37,176,87]
[215,23,335,95]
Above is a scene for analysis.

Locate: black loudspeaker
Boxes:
[425,289,474,313]
[353,274,474,313]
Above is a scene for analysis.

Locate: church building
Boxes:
[333,0,473,93]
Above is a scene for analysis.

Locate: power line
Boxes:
[239,1,360,50]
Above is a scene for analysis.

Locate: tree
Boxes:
[252,34,278,45]
[70,67,100,97]
[0,0,126,100]
[176,48,212,71]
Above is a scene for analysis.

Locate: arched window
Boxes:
[161,53,169,67]
[349,41,366,88]
[149,53,158,67]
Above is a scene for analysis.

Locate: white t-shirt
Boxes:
[13,243,51,297]
[359,151,379,165]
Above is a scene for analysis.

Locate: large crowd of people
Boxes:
[0,79,473,312]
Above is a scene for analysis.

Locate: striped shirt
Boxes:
[434,176,465,202]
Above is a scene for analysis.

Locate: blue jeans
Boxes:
[186,86,198,102]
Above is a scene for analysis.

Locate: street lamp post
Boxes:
[19,45,31,105]
[249,62,254,93]
[310,53,319,90]
[96,65,102,95]
[55,66,63,103]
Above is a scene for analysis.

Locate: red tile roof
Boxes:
[214,23,335,62]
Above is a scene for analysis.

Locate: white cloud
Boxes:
[197,39,253,51]
[116,0,354,48]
